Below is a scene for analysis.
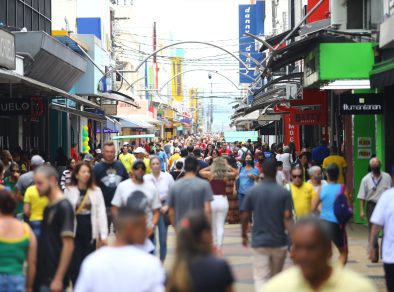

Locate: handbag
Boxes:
[76,190,90,214]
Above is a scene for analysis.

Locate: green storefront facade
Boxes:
[304,42,383,224]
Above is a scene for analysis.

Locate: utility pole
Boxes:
[208,73,213,133]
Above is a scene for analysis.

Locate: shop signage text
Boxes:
[290,110,327,125]
[0,29,16,70]
[0,97,44,117]
[340,94,384,115]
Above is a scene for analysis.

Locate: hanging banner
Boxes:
[238,0,264,84]
[171,57,183,102]
[283,114,300,150]
[290,110,328,126]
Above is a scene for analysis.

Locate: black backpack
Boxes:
[333,185,353,225]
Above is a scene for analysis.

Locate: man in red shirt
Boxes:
[70,143,79,161]
[219,143,231,156]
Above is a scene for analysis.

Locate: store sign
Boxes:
[0,97,44,117]
[283,114,300,150]
[340,94,384,115]
[290,110,327,125]
[238,1,264,84]
[0,29,16,70]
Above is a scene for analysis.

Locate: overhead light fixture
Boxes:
[320,80,371,90]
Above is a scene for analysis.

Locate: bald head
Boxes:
[369,157,381,168]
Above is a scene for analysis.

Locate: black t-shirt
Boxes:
[189,255,234,292]
[170,170,182,181]
[37,198,75,287]
[93,161,128,207]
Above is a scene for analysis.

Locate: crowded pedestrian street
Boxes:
[1,0,394,292]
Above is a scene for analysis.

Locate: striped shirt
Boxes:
[60,170,72,191]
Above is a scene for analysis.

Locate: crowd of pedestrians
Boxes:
[0,135,393,292]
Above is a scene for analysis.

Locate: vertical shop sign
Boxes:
[171,57,183,102]
[283,114,300,150]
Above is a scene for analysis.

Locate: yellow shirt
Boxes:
[322,155,347,184]
[118,153,135,173]
[289,182,316,218]
[143,158,151,174]
[168,153,181,170]
[23,185,49,221]
[264,265,376,292]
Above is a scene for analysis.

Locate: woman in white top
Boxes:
[275,147,292,182]
[144,156,174,262]
[64,161,108,285]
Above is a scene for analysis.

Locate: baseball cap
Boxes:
[133,147,146,154]
[123,142,129,147]
[95,149,102,154]
[83,153,94,161]
[31,155,45,166]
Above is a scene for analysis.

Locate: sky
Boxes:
[130,0,251,132]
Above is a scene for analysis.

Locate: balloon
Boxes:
[82,146,86,152]
[86,146,90,151]
[83,142,88,147]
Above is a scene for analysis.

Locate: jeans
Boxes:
[0,274,25,292]
[237,193,246,210]
[367,201,379,260]
[251,246,287,292]
[157,213,168,261]
[29,220,42,238]
[211,195,229,248]
[384,263,394,292]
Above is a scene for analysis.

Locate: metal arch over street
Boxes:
[119,41,256,73]
[158,69,244,94]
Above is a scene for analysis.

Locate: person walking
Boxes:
[60,158,76,191]
[118,144,135,175]
[170,161,184,180]
[287,165,316,219]
[168,157,214,227]
[276,148,292,182]
[15,155,45,203]
[23,185,49,238]
[322,145,347,185]
[167,212,234,292]
[369,185,394,292]
[133,147,152,174]
[155,143,168,172]
[93,141,129,231]
[1,150,13,178]
[312,164,350,266]
[264,217,376,292]
[0,189,37,292]
[199,157,237,255]
[64,161,108,285]
[144,157,174,262]
[34,166,75,292]
[168,148,181,171]
[112,160,161,245]
[311,140,330,167]
[74,206,165,292]
[241,158,293,292]
[358,157,392,262]
[237,153,259,209]
[3,162,22,218]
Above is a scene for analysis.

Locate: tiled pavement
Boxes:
[162,223,387,292]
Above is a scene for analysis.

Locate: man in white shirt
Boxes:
[358,158,392,261]
[370,187,394,292]
[112,160,161,243]
[75,206,165,292]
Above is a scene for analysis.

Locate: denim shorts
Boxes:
[0,274,25,292]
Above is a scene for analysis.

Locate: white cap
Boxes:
[95,149,102,154]
[31,155,45,166]
[133,147,146,154]
[174,147,181,153]
[123,142,129,146]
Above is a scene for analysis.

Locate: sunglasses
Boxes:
[292,174,302,179]
[133,166,146,171]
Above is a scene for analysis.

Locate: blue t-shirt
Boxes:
[238,167,259,195]
[320,183,341,223]
[264,152,273,158]
[157,151,167,171]
[311,145,330,165]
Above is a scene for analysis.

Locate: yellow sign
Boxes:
[171,57,183,102]
[189,88,198,122]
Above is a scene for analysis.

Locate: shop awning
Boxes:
[370,57,394,88]
[114,115,155,129]
[256,121,276,135]
[50,103,105,122]
[14,31,87,91]
[223,131,259,143]
[96,116,121,133]
[236,110,260,122]
[0,68,101,109]
[97,91,140,108]
[259,28,300,52]
[112,134,155,140]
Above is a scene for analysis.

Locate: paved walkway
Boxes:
[162,223,387,292]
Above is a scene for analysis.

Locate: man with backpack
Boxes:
[312,163,352,266]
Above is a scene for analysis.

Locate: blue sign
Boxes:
[238,1,265,84]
